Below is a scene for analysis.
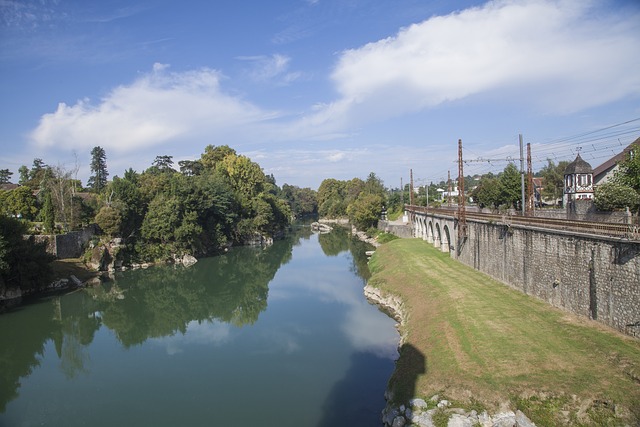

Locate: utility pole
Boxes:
[519,134,525,216]
[410,169,414,207]
[457,139,467,242]
[447,170,452,207]
[526,142,534,216]
[400,177,404,207]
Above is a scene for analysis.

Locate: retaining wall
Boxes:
[456,221,640,336]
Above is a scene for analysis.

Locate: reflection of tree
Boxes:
[318,226,374,281]
[318,226,350,256]
[0,291,101,411]
[0,300,55,412]
[0,226,305,410]
[94,230,298,348]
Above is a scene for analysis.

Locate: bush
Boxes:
[594,182,640,212]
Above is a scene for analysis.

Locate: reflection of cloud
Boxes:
[254,325,306,355]
[151,320,232,356]
[343,303,398,360]
[272,260,398,358]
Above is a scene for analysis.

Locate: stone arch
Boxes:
[442,224,452,253]
[434,222,442,249]
[427,221,434,243]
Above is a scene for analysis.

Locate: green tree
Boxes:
[613,148,640,192]
[1,186,38,220]
[498,163,522,210]
[594,182,640,212]
[200,145,236,170]
[540,160,569,205]
[347,193,384,230]
[317,179,347,218]
[0,169,13,184]
[18,165,29,185]
[87,146,108,193]
[0,215,53,294]
[151,155,174,172]
[471,176,501,210]
[95,206,123,237]
[42,191,55,233]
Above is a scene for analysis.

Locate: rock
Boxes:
[515,410,536,427]
[448,414,474,427]
[437,399,451,408]
[69,275,83,287]
[383,406,401,426]
[177,254,197,267]
[477,411,492,427]
[392,415,406,427]
[408,410,434,427]
[311,222,333,233]
[491,411,516,427]
[410,398,429,410]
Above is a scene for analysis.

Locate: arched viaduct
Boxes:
[410,210,458,255]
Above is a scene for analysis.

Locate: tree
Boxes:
[498,163,522,210]
[0,169,13,184]
[540,160,569,206]
[200,145,236,170]
[42,191,55,233]
[87,146,108,193]
[0,215,53,294]
[347,193,384,230]
[317,179,347,218]
[1,186,38,220]
[149,155,174,173]
[594,182,640,212]
[18,165,29,185]
[613,148,640,192]
[95,206,123,237]
[471,176,501,210]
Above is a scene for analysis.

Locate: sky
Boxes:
[1,0,640,190]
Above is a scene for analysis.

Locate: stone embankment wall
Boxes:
[378,220,413,238]
[456,221,640,337]
[30,225,97,259]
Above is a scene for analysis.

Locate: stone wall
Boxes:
[29,225,97,259]
[456,221,640,336]
[378,220,413,238]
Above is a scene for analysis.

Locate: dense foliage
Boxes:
[0,216,54,295]
[317,172,386,230]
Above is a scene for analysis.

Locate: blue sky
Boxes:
[1,0,640,189]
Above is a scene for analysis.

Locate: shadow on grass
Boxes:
[389,343,426,404]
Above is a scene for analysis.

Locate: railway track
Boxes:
[405,205,639,240]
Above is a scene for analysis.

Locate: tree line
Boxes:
[0,145,319,296]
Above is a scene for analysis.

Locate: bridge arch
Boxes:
[434,223,442,249]
[442,224,452,253]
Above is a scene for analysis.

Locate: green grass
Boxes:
[368,238,640,426]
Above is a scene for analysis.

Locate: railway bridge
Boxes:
[403,205,640,337]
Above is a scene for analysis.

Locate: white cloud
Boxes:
[30,64,280,153]
[237,53,302,85]
[303,0,640,130]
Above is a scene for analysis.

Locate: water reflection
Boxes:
[0,229,299,411]
[0,222,397,427]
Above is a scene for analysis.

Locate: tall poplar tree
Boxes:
[87,146,108,193]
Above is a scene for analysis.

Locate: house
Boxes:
[564,154,594,202]
[593,137,640,186]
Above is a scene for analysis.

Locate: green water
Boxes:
[0,225,398,427]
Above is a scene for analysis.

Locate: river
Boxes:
[0,224,399,427]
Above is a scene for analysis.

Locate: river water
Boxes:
[0,225,398,427]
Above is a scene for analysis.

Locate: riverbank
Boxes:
[366,238,640,427]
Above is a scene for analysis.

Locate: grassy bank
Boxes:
[368,238,640,426]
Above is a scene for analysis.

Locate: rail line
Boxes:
[405,205,639,240]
